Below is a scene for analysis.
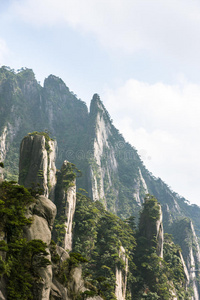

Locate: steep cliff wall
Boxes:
[0,132,106,300]
[18,133,57,200]
[1,67,200,298]
[89,94,147,218]
[89,94,118,209]
[24,195,57,300]
[54,161,76,251]
[0,127,8,164]
[184,222,200,300]
[115,246,128,300]
[134,196,192,299]
[18,133,77,252]
[169,218,200,300]
[1,67,200,240]
[139,195,164,258]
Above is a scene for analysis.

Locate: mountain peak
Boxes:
[90,93,111,122]
[44,74,69,93]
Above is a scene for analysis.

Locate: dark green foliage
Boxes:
[73,191,136,300]
[6,239,50,300]
[0,181,51,299]
[167,217,200,295]
[139,195,161,235]
[132,196,192,299]
[0,181,34,240]
[27,183,44,198]
[49,240,60,264]
[163,234,192,298]
[52,250,88,300]
[0,162,4,168]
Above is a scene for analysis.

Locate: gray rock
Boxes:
[51,279,69,300]
[24,195,56,245]
[32,251,52,300]
[56,245,69,262]
[55,161,76,251]
[33,195,57,230]
[24,215,52,245]
[87,297,104,300]
[0,278,7,300]
[18,134,57,200]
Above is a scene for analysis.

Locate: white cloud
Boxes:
[0,39,10,65]
[102,78,200,204]
[9,0,200,61]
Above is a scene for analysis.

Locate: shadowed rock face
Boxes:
[18,134,57,200]
[139,198,164,258]
[54,160,76,251]
[169,219,200,300]
[17,134,102,300]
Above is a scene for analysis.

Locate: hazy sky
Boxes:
[1,0,200,205]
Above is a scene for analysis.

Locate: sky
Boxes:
[1,0,200,205]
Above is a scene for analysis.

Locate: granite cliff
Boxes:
[0,133,105,300]
[0,133,194,299]
[0,66,200,298]
[0,67,199,236]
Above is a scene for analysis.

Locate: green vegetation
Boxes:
[0,181,50,299]
[55,252,88,286]
[0,180,192,299]
[54,162,81,246]
[0,181,34,239]
[73,191,136,299]
[0,68,197,299]
[131,196,192,300]
[28,130,54,143]
[1,65,200,243]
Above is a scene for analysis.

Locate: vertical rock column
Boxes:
[55,160,76,251]
[139,196,164,258]
[115,246,128,300]
[17,133,57,300]
[18,134,57,200]
[0,127,8,181]
[23,195,57,300]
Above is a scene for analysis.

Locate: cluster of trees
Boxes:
[72,193,191,299]
[0,181,50,300]
[0,157,193,299]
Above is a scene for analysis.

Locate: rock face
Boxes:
[1,67,200,298]
[139,196,164,258]
[24,194,57,300]
[89,94,118,208]
[155,205,164,258]
[17,134,94,300]
[0,127,7,164]
[18,134,57,200]
[115,246,128,300]
[170,219,200,300]
[2,67,200,240]
[0,127,8,181]
[88,95,148,217]
[55,161,76,251]
[133,168,148,205]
